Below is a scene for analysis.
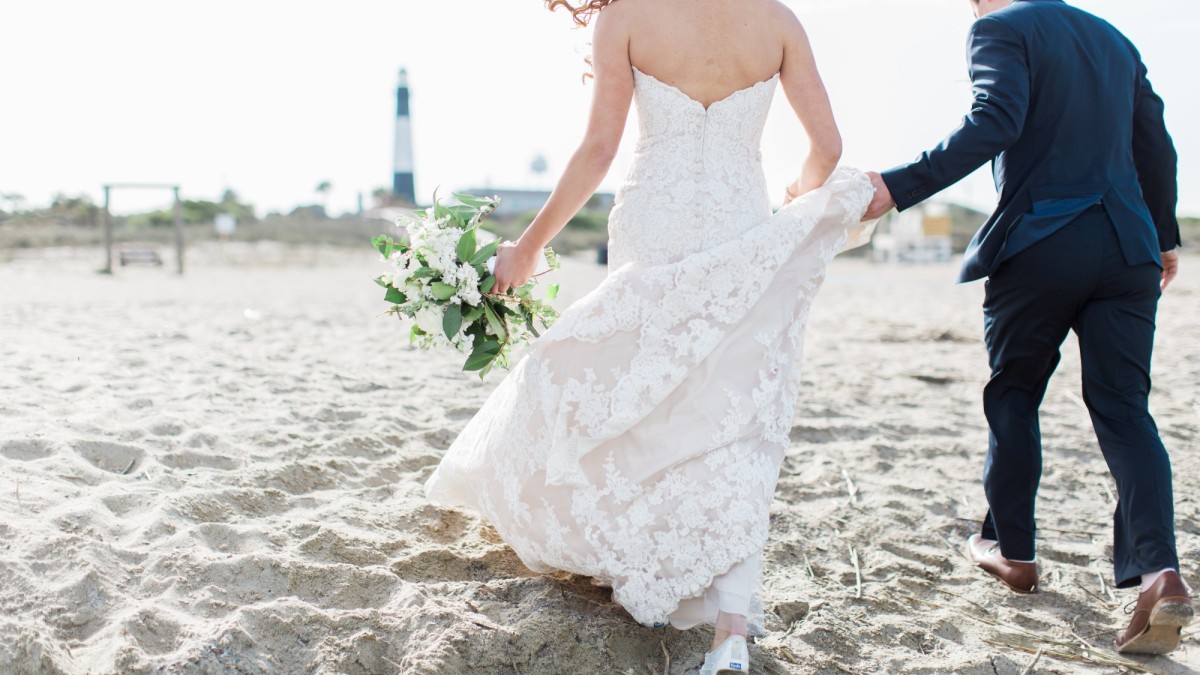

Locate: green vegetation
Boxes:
[126,190,256,229]
[479,209,609,258]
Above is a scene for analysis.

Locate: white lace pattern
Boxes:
[424,68,875,628]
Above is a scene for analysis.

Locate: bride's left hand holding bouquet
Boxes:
[373,193,561,378]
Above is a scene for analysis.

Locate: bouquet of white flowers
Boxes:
[373,193,560,378]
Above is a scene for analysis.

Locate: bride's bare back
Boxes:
[491,0,841,294]
[622,0,790,108]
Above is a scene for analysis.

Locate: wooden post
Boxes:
[102,185,113,274]
[172,186,184,275]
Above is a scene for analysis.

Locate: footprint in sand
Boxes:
[0,439,57,461]
[71,441,145,474]
[445,406,480,422]
[158,450,240,472]
[120,608,184,656]
[44,568,114,642]
[149,421,184,437]
[100,491,160,518]
[389,546,536,583]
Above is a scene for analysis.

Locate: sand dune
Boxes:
[0,243,1195,673]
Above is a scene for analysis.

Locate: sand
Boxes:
[0,242,1196,674]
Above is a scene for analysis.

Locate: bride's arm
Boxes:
[491,7,634,295]
[777,10,842,202]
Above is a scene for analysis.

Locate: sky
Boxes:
[1,0,1196,217]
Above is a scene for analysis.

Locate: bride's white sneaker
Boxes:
[698,635,749,675]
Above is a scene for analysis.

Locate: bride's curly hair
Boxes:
[545,0,615,27]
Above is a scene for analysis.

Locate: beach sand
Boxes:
[0,242,1196,674]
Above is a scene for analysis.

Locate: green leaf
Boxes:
[482,303,507,341]
[452,193,491,208]
[446,204,475,221]
[409,325,422,345]
[456,228,477,262]
[463,305,485,323]
[543,247,561,271]
[372,235,389,258]
[463,349,497,372]
[442,303,463,339]
[411,267,436,279]
[373,275,390,288]
[431,282,457,301]
[545,283,560,301]
[384,287,406,305]
[480,275,496,294]
[470,239,500,266]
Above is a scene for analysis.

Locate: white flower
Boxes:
[414,305,445,335]
[455,263,482,306]
[389,252,418,287]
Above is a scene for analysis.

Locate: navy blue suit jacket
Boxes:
[881,0,1180,283]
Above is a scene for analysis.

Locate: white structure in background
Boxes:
[393,68,416,204]
[214,213,236,236]
[871,202,953,263]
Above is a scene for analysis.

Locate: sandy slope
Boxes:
[0,243,1195,674]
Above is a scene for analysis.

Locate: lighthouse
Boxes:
[393,68,416,205]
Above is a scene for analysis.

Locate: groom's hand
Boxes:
[863,171,896,221]
[1161,250,1179,290]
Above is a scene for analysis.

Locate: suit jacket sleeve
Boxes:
[880,16,1030,211]
[1130,60,1181,252]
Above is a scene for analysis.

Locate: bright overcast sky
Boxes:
[1,0,1196,216]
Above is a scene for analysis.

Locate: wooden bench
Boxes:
[118,248,163,266]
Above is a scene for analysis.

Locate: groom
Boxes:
[864,0,1190,654]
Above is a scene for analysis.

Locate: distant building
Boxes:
[461,188,616,218]
[871,202,988,263]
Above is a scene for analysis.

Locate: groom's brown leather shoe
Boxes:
[1115,570,1194,655]
[966,534,1038,594]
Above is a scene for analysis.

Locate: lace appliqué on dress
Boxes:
[425,68,875,629]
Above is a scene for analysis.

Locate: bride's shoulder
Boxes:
[763,0,804,29]
[592,0,640,43]
[593,0,640,30]
[762,0,810,45]
[598,0,644,17]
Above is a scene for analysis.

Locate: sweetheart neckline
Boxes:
[632,67,780,112]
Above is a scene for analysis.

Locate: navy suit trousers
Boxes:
[978,205,1178,587]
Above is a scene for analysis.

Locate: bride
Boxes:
[424,0,873,672]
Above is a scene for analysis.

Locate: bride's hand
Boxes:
[783,179,803,205]
[491,240,541,296]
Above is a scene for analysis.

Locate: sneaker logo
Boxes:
[730,662,742,669]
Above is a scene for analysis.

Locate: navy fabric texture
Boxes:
[977,207,1178,586]
[880,0,1180,283]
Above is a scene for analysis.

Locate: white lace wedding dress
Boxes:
[425,66,874,630]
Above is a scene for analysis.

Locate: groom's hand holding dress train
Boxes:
[865,0,1191,655]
